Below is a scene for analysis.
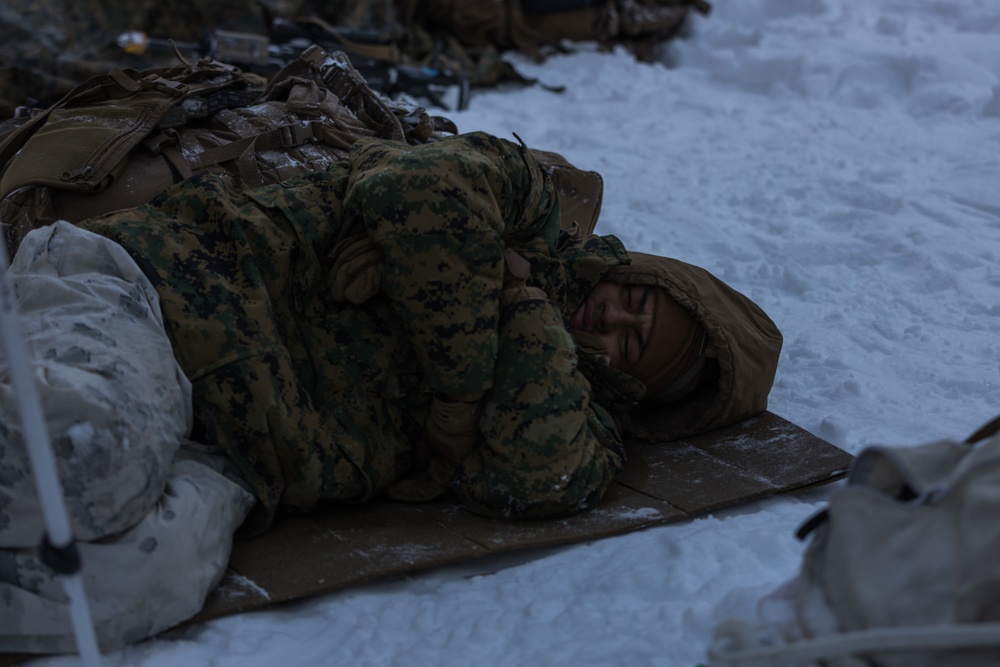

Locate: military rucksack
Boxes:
[0,45,458,257]
[0,43,604,258]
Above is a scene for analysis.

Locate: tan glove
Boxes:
[384,456,455,502]
[501,247,548,306]
[424,391,486,465]
[327,234,382,304]
[386,394,484,503]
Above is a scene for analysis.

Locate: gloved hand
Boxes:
[385,393,484,503]
[424,391,486,465]
[384,456,455,502]
[501,247,548,306]
[327,234,382,304]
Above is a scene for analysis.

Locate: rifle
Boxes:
[117,18,470,111]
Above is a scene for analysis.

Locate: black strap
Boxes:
[966,414,1000,444]
[39,534,82,575]
[795,509,829,541]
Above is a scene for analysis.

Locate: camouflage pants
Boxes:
[0,222,255,653]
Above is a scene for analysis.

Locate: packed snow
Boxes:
[24,0,1000,665]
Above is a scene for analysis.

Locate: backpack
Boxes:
[708,415,1000,667]
[0,45,463,258]
[0,44,603,258]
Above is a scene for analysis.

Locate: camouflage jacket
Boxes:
[80,131,637,534]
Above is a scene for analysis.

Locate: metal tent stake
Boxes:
[0,242,102,666]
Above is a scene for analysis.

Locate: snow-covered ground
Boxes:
[26,0,1000,665]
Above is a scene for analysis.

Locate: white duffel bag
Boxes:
[708,415,1000,667]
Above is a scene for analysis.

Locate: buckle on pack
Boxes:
[142,129,180,156]
[142,75,188,97]
[279,121,323,146]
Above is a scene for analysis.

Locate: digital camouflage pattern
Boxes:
[80,131,640,534]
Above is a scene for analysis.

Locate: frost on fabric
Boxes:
[64,421,96,454]
[610,506,663,520]
[214,573,272,602]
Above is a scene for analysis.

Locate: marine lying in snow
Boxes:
[0,132,781,653]
[76,130,784,533]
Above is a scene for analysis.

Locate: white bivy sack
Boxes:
[0,221,255,653]
[707,416,1000,667]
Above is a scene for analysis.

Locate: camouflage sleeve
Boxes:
[452,286,627,519]
[344,131,625,517]
[343,131,558,397]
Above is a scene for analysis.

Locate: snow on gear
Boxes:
[0,45,601,259]
[0,46,457,258]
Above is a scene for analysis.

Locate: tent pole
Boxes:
[0,240,103,666]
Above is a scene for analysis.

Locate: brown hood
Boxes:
[606,252,783,442]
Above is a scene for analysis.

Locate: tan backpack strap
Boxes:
[182,120,328,188]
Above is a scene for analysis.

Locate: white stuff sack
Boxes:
[708,416,1000,667]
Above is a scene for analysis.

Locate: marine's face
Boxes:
[570,281,654,374]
